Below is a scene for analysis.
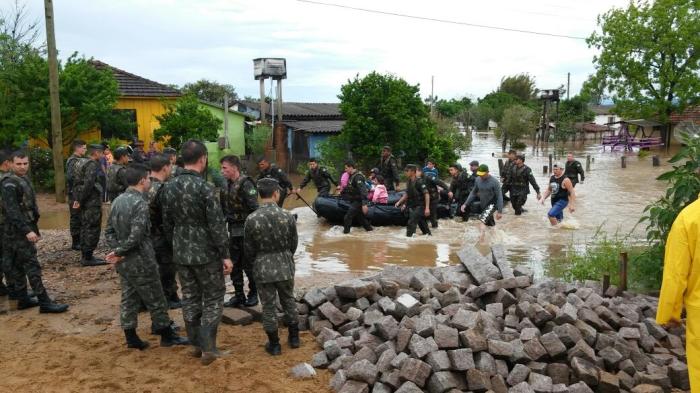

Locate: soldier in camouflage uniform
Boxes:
[220,155,259,308]
[395,165,431,237]
[244,178,299,356]
[417,166,449,228]
[447,163,471,220]
[500,149,517,204]
[163,147,184,178]
[105,164,189,350]
[161,140,233,366]
[0,150,13,296]
[340,160,373,234]
[66,139,87,251]
[72,144,107,266]
[377,146,401,191]
[1,151,69,313]
[257,157,293,207]
[509,154,541,216]
[106,147,130,202]
[294,158,337,197]
[147,154,180,309]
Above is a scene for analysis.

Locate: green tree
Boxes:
[498,73,538,102]
[497,105,537,151]
[329,72,457,171]
[586,0,700,123]
[434,96,473,121]
[556,96,597,140]
[639,132,700,287]
[182,79,237,106]
[154,94,222,148]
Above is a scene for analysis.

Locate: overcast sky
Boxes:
[13,0,628,103]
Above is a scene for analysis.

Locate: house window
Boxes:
[608,116,615,124]
[100,109,137,140]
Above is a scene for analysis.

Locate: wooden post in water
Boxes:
[543,165,548,174]
[652,155,660,167]
[621,156,627,168]
[498,159,504,174]
[586,155,591,171]
[619,252,628,291]
[548,154,553,173]
[603,274,610,294]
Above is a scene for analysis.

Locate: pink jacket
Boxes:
[337,172,350,192]
[371,184,388,204]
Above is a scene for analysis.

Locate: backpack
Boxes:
[106,164,126,194]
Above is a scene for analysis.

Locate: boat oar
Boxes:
[296,193,318,216]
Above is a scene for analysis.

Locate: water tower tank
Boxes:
[254,58,287,80]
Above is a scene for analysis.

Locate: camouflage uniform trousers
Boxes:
[119,261,171,330]
[258,279,298,333]
[68,200,81,245]
[0,242,9,291]
[154,247,179,300]
[3,237,47,299]
[177,261,225,327]
[428,197,439,228]
[229,235,255,294]
[80,200,102,253]
[407,206,431,237]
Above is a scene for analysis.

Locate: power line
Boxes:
[297,0,588,40]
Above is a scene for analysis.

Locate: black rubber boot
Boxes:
[158,325,190,347]
[288,324,300,349]
[70,238,81,251]
[17,295,39,310]
[185,321,202,358]
[124,328,149,350]
[38,294,69,313]
[151,320,180,335]
[265,331,282,356]
[343,226,351,234]
[224,284,246,308]
[200,325,229,366]
[0,283,8,296]
[244,282,258,307]
[81,251,107,267]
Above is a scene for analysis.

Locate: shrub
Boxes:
[29,147,54,191]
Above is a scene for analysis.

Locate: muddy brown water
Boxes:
[39,133,672,279]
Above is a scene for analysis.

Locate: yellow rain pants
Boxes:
[656,199,700,392]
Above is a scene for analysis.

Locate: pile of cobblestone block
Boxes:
[295,245,690,393]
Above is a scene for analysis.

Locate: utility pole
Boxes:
[44,0,65,203]
[566,72,570,100]
[430,75,435,117]
[223,95,229,148]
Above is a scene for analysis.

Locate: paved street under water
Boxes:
[289,132,672,278]
[37,132,673,280]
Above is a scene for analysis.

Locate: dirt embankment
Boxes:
[0,229,336,393]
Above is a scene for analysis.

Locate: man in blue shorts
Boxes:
[538,163,576,225]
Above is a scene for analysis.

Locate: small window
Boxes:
[100,109,137,140]
[607,116,615,124]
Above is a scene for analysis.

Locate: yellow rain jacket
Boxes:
[657,199,700,391]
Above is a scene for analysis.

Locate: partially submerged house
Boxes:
[590,104,622,129]
[232,100,344,168]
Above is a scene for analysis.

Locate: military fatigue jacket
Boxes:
[73,159,103,207]
[423,174,449,200]
[1,173,40,238]
[377,155,400,185]
[340,171,369,205]
[65,154,87,200]
[565,160,585,185]
[105,188,158,275]
[147,178,170,252]
[449,171,472,202]
[221,175,258,237]
[405,178,429,208]
[299,167,336,194]
[161,169,230,265]
[258,165,293,191]
[244,202,298,284]
[501,159,515,185]
[510,165,540,196]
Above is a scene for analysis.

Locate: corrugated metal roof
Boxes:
[286,120,344,134]
[237,101,341,119]
[91,60,182,98]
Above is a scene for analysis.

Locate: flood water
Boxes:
[290,132,672,278]
[38,132,673,279]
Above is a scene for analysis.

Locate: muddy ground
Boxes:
[0,225,353,393]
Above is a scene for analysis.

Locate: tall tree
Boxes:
[586,0,700,123]
[182,79,238,106]
[498,73,538,102]
[329,72,457,170]
[498,105,538,151]
[154,93,222,148]
[434,96,473,121]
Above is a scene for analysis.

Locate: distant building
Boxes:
[590,104,622,129]
[232,101,344,167]
[199,100,250,157]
